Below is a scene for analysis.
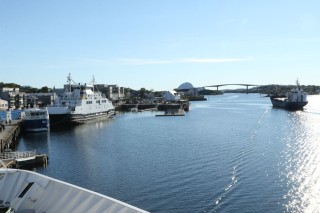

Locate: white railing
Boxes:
[0,150,36,160]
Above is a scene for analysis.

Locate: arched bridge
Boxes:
[205,84,262,93]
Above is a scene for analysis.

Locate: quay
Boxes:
[0,119,48,169]
[117,102,190,112]
[0,120,21,153]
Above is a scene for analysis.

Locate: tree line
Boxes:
[0,82,52,93]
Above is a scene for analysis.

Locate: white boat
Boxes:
[48,74,115,126]
[0,167,149,213]
[21,108,49,132]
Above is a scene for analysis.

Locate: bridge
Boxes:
[204,84,262,93]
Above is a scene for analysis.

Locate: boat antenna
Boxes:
[89,75,101,93]
[67,73,72,92]
[92,75,95,92]
[296,78,300,89]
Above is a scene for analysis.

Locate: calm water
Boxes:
[17,94,320,213]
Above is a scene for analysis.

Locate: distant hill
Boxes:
[223,84,320,95]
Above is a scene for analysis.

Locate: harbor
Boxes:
[2,0,320,211]
[3,93,318,212]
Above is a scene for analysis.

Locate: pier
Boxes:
[0,120,22,153]
[0,120,48,168]
[117,102,189,112]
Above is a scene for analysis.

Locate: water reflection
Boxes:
[19,131,51,154]
[280,95,320,212]
[14,94,320,212]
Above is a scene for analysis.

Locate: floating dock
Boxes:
[0,150,48,168]
[117,102,189,112]
[155,109,186,117]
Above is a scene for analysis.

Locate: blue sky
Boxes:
[0,0,319,90]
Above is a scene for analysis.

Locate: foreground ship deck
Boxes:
[0,168,148,213]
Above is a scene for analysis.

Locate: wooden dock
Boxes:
[0,120,49,169]
[0,120,22,153]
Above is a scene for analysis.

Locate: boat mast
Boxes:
[67,73,72,92]
[91,75,95,93]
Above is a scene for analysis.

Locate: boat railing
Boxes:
[0,150,37,160]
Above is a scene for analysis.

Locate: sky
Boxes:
[0,0,319,91]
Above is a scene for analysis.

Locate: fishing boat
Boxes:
[21,108,49,132]
[270,80,308,110]
[0,166,148,213]
[48,74,115,126]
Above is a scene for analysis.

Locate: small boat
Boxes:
[270,80,308,110]
[0,166,149,213]
[156,108,185,116]
[21,107,49,132]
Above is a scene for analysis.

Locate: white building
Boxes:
[0,99,8,110]
[162,91,180,101]
[0,88,25,109]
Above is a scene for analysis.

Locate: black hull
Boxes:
[49,114,72,127]
[270,97,308,111]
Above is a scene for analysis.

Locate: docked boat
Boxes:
[270,80,308,110]
[21,107,49,132]
[48,74,115,126]
[0,166,148,213]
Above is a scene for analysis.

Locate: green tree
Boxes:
[40,86,49,93]
[139,88,146,98]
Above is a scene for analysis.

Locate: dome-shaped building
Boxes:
[177,82,194,91]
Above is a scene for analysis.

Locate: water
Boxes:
[17,94,320,212]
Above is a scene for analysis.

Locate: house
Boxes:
[96,84,125,102]
[0,88,25,109]
[0,99,8,111]
[24,93,55,107]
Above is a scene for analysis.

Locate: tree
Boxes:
[139,88,146,98]
[40,86,49,93]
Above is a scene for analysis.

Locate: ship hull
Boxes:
[49,110,114,126]
[22,119,49,132]
[49,113,72,126]
[70,110,115,124]
[270,97,308,110]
